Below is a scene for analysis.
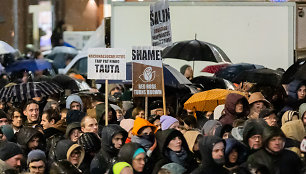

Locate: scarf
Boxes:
[166,147,188,166]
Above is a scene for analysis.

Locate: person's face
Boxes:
[167,136,182,152]
[268,136,284,152]
[264,114,277,127]
[70,128,81,142]
[132,153,146,172]
[70,102,81,111]
[112,133,124,149]
[140,127,152,136]
[155,108,164,116]
[28,137,40,150]
[29,160,45,174]
[111,88,121,96]
[136,110,145,119]
[153,119,161,130]
[193,136,200,152]
[82,118,98,134]
[228,149,238,164]
[69,148,82,166]
[120,166,133,174]
[212,142,224,160]
[184,66,193,78]
[40,114,53,130]
[0,118,8,126]
[169,121,180,130]
[253,101,266,113]
[222,132,230,139]
[235,101,243,113]
[298,85,306,100]
[23,103,39,123]
[5,154,23,170]
[12,111,23,128]
[116,110,123,120]
[248,134,262,150]
[303,113,306,126]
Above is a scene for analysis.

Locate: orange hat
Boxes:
[132,117,157,136]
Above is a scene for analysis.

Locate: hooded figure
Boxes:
[191,136,228,174]
[248,92,271,119]
[224,138,248,172]
[66,144,85,168]
[66,94,84,111]
[90,124,128,174]
[219,93,250,126]
[247,126,302,174]
[281,119,305,149]
[183,130,202,163]
[242,119,265,154]
[201,120,222,136]
[151,129,197,174]
[281,110,299,126]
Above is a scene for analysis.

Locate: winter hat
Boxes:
[242,120,264,145]
[66,144,85,168]
[214,104,225,120]
[77,132,101,154]
[161,163,187,174]
[149,100,163,111]
[259,108,275,119]
[201,120,222,136]
[0,125,14,142]
[27,149,46,165]
[66,110,86,125]
[231,126,244,141]
[65,122,81,138]
[248,92,271,107]
[113,162,132,174]
[160,115,179,130]
[0,142,22,161]
[120,119,134,132]
[66,94,83,111]
[132,117,157,136]
[180,64,191,75]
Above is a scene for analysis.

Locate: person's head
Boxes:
[65,122,81,143]
[299,103,306,127]
[132,117,157,137]
[259,109,277,127]
[112,133,124,149]
[182,116,197,130]
[235,100,244,114]
[40,109,61,130]
[160,115,180,131]
[212,141,225,162]
[28,135,41,150]
[297,85,306,100]
[0,142,23,170]
[262,126,286,153]
[132,148,146,172]
[0,110,8,126]
[27,150,46,174]
[10,109,23,129]
[112,162,133,174]
[243,120,264,150]
[225,93,250,118]
[150,100,164,116]
[66,94,83,111]
[248,92,270,115]
[101,124,128,153]
[23,100,39,123]
[132,107,145,119]
[180,65,193,79]
[120,119,134,139]
[167,136,182,152]
[67,144,85,168]
[110,86,122,96]
[81,116,98,134]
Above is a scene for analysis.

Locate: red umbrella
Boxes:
[201,63,231,73]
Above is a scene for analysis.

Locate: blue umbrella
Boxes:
[96,62,191,88]
[214,63,264,82]
[5,59,52,73]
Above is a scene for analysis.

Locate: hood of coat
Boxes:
[117,142,144,165]
[281,119,305,142]
[262,126,286,149]
[66,144,85,168]
[288,80,306,100]
[281,110,299,125]
[242,119,265,148]
[299,103,306,119]
[65,122,81,139]
[199,135,225,167]
[132,117,157,136]
[101,124,128,154]
[55,139,74,160]
[224,93,250,118]
[224,138,248,165]
[17,127,44,146]
[95,103,117,125]
[66,94,83,111]
[183,130,201,153]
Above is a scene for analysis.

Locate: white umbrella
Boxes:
[0,41,16,54]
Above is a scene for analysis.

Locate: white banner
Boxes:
[87,48,126,80]
[150,0,172,48]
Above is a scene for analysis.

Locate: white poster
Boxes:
[87,48,126,80]
[150,0,172,48]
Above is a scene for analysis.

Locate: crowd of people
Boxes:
[0,63,304,174]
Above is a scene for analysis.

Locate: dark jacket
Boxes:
[151,129,198,174]
[90,124,128,174]
[219,93,250,126]
[191,136,229,174]
[247,126,302,174]
[44,127,64,167]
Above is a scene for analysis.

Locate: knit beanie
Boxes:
[180,65,190,75]
[0,125,14,142]
[160,115,179,130]
[77,132,101,154]
[0,142,22,161]
[120,119,134,132]
[27,149,46,165]
[113,162,132,174]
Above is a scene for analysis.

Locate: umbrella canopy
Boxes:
[47,46,78,69]
[0,41,16,55]
[284,58,306,82]
[201,63,231,73]
[52,74,80,92]
[162,39,231,63]
[0,82,63,102]
[5,59,52,73]
[184,89,246,111]
[232,68,283,86]
[96,62,191,88]
[214,63,265,82]
[191,76,235,91]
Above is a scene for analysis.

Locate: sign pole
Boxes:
[161,65,167,115]
[145,96,148,120]
[105,80,109,126]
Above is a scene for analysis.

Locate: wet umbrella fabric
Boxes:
[0,41,16,55]
[0,82,64,102]
[285,59,306,82]
[162,39,231,63]
[52,75,80,92]
[232,68,283,86]
[5,59,52,73]
[214,63,264,82]
[96,62,191,87]
[47,46,78,69]
[191,76,235,91]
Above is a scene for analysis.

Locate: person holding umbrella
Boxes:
[180,65,193,80]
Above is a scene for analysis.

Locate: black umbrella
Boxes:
[0,81,63,102]
[283,58,306,83]
[52,74,80,92]
[232,68,283,86]
[191,76,234,91]
[162,39,231,63]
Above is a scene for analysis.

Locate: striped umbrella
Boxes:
[0,81,64,102]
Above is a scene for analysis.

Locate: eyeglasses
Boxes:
[71,150,82,157]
